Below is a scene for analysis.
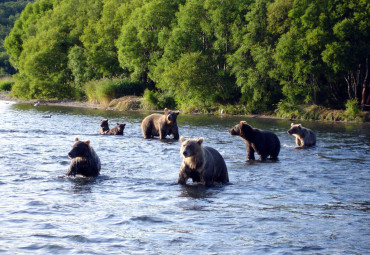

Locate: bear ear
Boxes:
[74,137,79,142]
[164,108,168,113]
[180,136,185,143]
[298,124,302,128]
[116,123,119,125]
[197,138,204,145]
[123,123,126,126]
[291,123,294,126]
[84,140,90,146]
[240,121,246,126]
[175,111,180,115]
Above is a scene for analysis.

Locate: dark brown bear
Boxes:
[99,119,109,134]
[67,138,101,177]
[106,123,126,135]
[141,108,180,140]
[178,137,229,187]
[229,121,280,161]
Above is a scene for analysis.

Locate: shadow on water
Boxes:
[178,183,228,199]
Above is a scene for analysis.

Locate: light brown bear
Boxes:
[178,137,229,187]
[287,123,316,147]
[141,108,180,140]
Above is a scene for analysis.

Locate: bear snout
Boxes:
[287,130,292,135]
[229,129,236,135]
[182,148,192,157]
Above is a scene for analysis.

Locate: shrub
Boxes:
[274,100,302,119]
[84,78,147,105]
[345,98,360,119]
[141,89,177,110]
[0,80,14,91]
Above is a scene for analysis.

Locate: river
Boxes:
[0,100,369,254]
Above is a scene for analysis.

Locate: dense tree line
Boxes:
[4,0,370,112]
[0,0,33,76]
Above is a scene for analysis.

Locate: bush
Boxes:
[141,89,177,110]
[274,100,302,119]
[84,78,147,105]
[345,98,360,119]
[0,79,14,91]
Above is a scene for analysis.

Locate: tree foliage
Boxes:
[3,0,370,110]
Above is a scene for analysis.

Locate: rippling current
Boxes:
[0,100,369,254]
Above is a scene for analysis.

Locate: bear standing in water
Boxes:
[141,108,180,140]
[229,121,280,161]
[67,138,101,177]
[178,137,229,187]
[287,123,316,147]
[106,123,126,135]
[99,119,109,134]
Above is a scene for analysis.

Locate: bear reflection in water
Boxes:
[67,137,101,177]
[178,137,229,187]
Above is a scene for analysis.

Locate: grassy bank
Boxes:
[1,75,368,122]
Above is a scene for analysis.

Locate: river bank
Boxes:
[1,92,369,122]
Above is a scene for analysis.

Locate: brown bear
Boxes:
[229,121,280,161]
[67,138,101,177]
[99,119,109,134]
[141,108,180,140]
[178,137,229,187]
[106,123,126,135]
[287,123,316,147]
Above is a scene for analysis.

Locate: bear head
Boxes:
[164,108,180,124]
[229,121,254,140]
[287,123,302,135]
[115,123,126,132]
[100,119,109,128]
[68,137,91,159]
[180,136,204,158]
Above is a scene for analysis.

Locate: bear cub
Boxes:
[100,119,126,135]
[287,123,316,147]
[178,137,229,187]
[141,108,180,140]
[229,121,280,161]
[67,137,101,177]
[106,123,126,135]
[100,119,109,134]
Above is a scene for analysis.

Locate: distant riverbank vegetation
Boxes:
[3,0,370,121]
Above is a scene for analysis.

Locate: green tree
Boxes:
[228,0,284,113]
[116,0,182,83]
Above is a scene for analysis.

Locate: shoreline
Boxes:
[1,92,368,122]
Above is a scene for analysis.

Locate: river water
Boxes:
[0,100,369,254]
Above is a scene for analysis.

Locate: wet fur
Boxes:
[287,123,316,147]
[141,108,180,139]
[178,137,229,187]
[67,138,101,177]
[105,123,126,135]
[100,119,109,134]
[229,121,280,161]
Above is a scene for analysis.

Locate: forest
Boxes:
[0,0,33,76]
[3,0,370,114]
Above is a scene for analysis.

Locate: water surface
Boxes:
[0,100,369,254]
